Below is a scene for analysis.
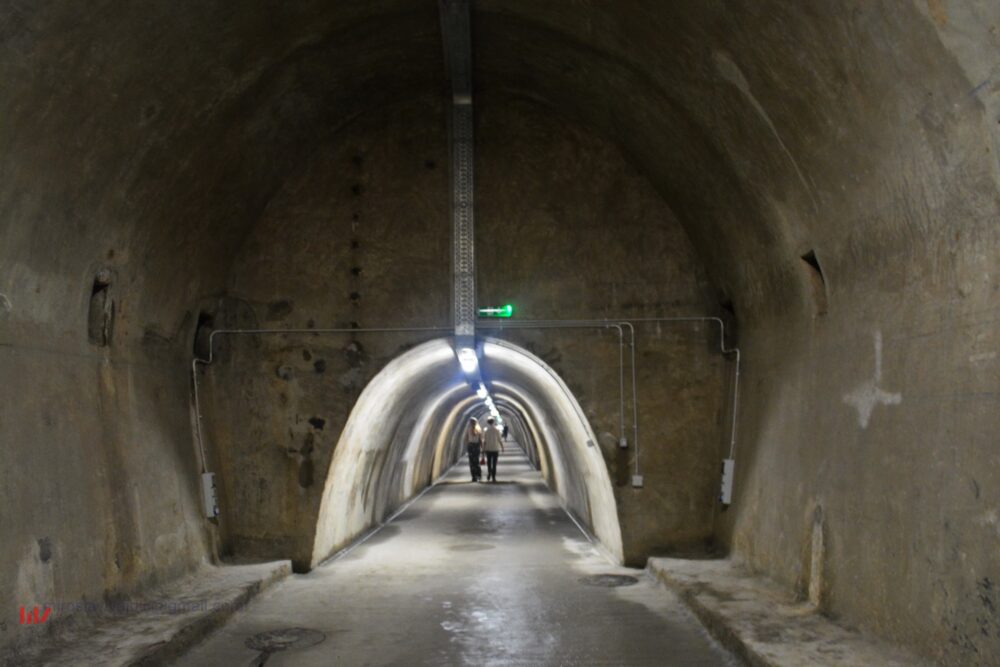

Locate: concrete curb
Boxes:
[648,559,768,667]
[4,560,291,667]
[648,558,932,667]
[132,561,291,666]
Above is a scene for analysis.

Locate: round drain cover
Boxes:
[579,574,640,587]
[448,543,495,552]
[246,627,326,653]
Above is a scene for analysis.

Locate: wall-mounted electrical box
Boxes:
[632,474,644,488]
[201,472,219,518]
[619,437,628,449]
[720,458,735,505]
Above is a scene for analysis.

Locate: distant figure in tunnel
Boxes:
[483,417,505,482]
[465,418,483,482]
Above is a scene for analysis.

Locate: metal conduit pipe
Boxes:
[480,317,742,480]
[481,319,638,475]
[620,322,639,476]
[190,318,739,508]
[475,320,627,452]
[190,326,452,476]
[619,317,741,462]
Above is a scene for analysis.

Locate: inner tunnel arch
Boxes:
[311,336,623,568]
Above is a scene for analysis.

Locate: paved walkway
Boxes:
[178,447,737,666]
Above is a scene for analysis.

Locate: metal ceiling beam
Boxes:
[439,0,475,341]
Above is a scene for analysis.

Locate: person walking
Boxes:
[482,417,505,482]
[465,418,483,482]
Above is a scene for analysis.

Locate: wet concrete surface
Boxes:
[178,447,738,666]
[648,558,931,667]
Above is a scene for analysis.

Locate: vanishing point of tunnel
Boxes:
[1,2,997,666]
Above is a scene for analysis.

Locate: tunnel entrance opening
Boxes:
[311,336,623,569]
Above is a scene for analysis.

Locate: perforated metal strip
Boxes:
[440,0,475,337]
[451,103,475,336]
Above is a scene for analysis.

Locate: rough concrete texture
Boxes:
[197,95,452,571]
[200,95,723,569]
[7,561,289,666]
[649,558,930,667]
[477,321,728,566]
[0,312,211,658]
[475,100,728,564]
[1,2,997,664]
[179,449,737,666]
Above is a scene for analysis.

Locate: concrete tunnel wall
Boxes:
[311,337,623,568]
[1,2,998,664]
[196,88,724,572]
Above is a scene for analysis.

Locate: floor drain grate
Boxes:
[246,628,326,665]
[579,574,640,587]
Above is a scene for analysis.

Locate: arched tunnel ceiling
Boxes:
[4,0,986,342]
[1,1,446,340]
[3,4,998,662]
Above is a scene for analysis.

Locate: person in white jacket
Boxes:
[482,417,505,482]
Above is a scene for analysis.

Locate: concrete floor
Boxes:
[178,447,737,666]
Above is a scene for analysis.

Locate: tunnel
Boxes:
[1,1,997,665]
[308,336,622,568]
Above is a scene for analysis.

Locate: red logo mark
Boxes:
[19,607,51,625]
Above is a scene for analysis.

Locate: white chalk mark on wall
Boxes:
[843,330,902,429]
[969,351,997,364]
[976,509,1000,536]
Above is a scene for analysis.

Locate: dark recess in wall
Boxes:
[719,297,738,349]
[87,271,114,347]
[800,250,828,316]
[193,311,214,358]
[266,299,293,321]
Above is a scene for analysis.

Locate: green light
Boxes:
[478,304,514,318]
